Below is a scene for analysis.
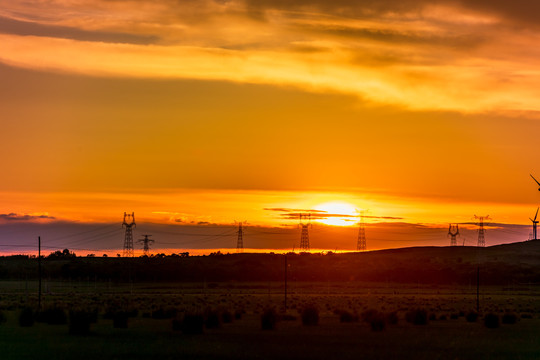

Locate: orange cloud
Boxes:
[0,1,539,112]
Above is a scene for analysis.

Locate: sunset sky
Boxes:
[1,0,540,254]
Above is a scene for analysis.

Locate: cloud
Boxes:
[243,0,540,25]
[264,207,327,213]
[0,213,56,221]
[0,15,159,44]
[264,207,402,221]
[0,0,539,113]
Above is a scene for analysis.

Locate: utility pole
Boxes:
[448,224,460,246]
[474,215,490,247]
[299,214,311,252]
[284,255,288,311]
[476,266,480,313]
[38,236,41,312]
[357,210,367,251]
[122,212,136,257]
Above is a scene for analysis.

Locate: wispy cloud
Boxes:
[264,207,402,221]
[0,15,158,44]
[0,212,55,222]
[0,0,537,113]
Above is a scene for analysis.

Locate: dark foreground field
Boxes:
[0,282,538,360]
[1,309,539,360]
[0,241,539,359]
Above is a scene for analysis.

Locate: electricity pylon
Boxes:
[122,212,136,257]
[448,224,460,246]
[474,215,490,247]
[138,234,154,256]
[530,207,539,241]
[236,221,245,253]
[357,210,368,251]
[299,213,311,252]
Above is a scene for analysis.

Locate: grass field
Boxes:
[0,281,538,359]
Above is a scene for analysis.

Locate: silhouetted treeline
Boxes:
[0,241,539,285]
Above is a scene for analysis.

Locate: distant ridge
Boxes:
[0,240,538,285]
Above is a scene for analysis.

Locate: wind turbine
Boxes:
[530,174,540,191]
[530,208,539,241]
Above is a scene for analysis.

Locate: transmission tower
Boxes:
[138,234,154,256]
[474,215,490,247]
[299,214,311,252]
[122,212,136,257]
[448,224,460,246]
[357,210,367,251]
[236,221,245,253]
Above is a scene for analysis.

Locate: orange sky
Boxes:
[0,0,539,253]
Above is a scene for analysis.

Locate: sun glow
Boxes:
[313,201,359,226]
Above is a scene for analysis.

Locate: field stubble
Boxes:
[0,281,538,359]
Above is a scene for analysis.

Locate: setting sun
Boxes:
[313,201,358,226]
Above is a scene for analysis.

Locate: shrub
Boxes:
[19,307,34,327]
[466,312,478,323]
[484,313,499,329]
[234,310,243,320]
[172,316,183,331]
[103,306,116,320]
[261,308,277,330]
[0,310,6,324]
[521,313,533,319]
[361,309,379,323]
[38,306,67,325]
[405,309,428,325]
[113,311,128,328]
[181,313,204,335]
[301,306,319,326]
[87,308,99,324]
[386,311,399,325]
[339,310,359,323]
[205,309,221,329]
[221,310,233,324]
[450,313,459,320]
[502,313,517,324]
[439,314,447,321]
[126,308,138,318]
[69,310,91,336]
[370,313,386,332]
[152,307,176,320]
[280,313,297,321]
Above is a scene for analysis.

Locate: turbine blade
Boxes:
[535,207,539,221]
[531,174,540,186]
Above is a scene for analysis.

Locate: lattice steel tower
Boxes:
[299,214,311,252]
[122,212,136,257]
[138,234,154,256]
[236,222,244,253]
[474,215,490,247]
[448,224,460,246]
[357,210,367,251]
